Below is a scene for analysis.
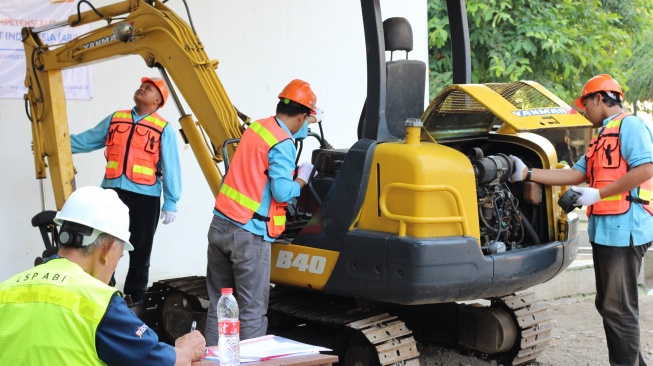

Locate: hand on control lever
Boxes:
[297,162,315,184]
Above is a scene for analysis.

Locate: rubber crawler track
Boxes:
[144,279,550,365]
[493,291,553,365]
[268,287,420,366]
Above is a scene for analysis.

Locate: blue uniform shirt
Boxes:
[214,118,308,241]
[572,113,653,246]
[70,108,182,212]
[96,295,177,365]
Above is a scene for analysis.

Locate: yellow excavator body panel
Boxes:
[356,141,480,240]
[270,244,340,291]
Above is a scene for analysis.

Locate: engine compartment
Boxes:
[284,135,555,256]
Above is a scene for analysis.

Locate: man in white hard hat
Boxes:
[0,186,205,365]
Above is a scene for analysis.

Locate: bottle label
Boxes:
[218,319,240,335]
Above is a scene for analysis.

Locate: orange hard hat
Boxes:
[141,76,169,108]
[574,74,624,110]
[278,79,317,113]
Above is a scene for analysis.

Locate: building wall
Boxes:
[0,0,428,284]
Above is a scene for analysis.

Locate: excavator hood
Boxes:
[421,81,592,140]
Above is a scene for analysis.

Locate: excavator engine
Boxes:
[468,148,525,254]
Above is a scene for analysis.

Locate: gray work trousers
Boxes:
[205,215,271,345]
[592,241,651,366]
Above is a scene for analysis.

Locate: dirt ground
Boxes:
[418,293,653,366]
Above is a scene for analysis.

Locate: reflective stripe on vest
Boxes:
[105,110,167,185]
[586,112,653,216]
[219,183,261,212]
[214,116,292,238]
[0,258,116,365]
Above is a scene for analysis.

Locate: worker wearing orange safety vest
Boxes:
[585,112,653,217]
[509,74,653,366]
[205,79,323,345]
[105,109,168,185]
[214,116,293,238]
[70,77,181,304]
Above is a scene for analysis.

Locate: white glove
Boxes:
[508,155,527,183]
[297,162,314,183]
[570,186,601,207]
[160,210,177,225]
[312,108,324,123]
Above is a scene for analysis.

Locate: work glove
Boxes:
[160,210,177,225]
[508,155,527,183]
[312,108,324,123]
[297,162,315,183]
[570,186,602,207]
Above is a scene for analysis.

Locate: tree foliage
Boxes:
[625,29,653,103]
[427,0,653,104]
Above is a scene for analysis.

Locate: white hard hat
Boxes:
[54,187,133,251]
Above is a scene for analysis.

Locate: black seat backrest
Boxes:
[358,17,427,140]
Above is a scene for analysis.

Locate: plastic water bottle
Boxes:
[217,288,240,366]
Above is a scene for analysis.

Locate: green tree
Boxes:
[427,0,651,104]
[624,30,653,104]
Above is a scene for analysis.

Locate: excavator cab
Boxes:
[285,15,428,244]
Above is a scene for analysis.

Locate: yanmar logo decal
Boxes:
[83,34,117,49]
[511,108,567,117]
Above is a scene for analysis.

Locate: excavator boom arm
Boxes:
[23,0,242,208]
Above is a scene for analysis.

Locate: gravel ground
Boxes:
[417,293,653,366]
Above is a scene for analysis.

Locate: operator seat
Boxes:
[358,17,427,140]
[301,18,426,220]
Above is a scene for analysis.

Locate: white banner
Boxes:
[0,0,92,99]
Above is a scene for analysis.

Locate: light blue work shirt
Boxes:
[572,113,653,246]
[70,108,182,212]
[214,118,309,242]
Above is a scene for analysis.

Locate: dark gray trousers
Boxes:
[592,241,651,366]
[205,215,271,345]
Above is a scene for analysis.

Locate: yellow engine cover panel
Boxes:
[356,142,480,240]
[270,244,340,290]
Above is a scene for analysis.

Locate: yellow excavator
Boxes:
[22,0,591,365]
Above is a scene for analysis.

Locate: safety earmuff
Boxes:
[58,221,94,247]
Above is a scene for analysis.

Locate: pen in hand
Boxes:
[191,320,196,332]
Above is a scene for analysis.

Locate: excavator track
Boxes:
[492,291,553,366]
[268,287,420,366]
[142,279,550,366]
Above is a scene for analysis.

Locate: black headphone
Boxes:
[59,221,94,247]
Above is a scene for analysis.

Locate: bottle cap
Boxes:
[221,288,233,295]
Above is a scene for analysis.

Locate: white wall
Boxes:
[0,0,428,285]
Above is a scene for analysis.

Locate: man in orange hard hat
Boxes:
[511,74,653,366]
[69,77,182,304]
[205,79,323,345]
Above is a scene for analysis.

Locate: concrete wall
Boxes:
[0,0,428,286]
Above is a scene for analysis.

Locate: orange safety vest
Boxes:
[104,110,168,186]
[585,112,653,216]
[214,117,293,238]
